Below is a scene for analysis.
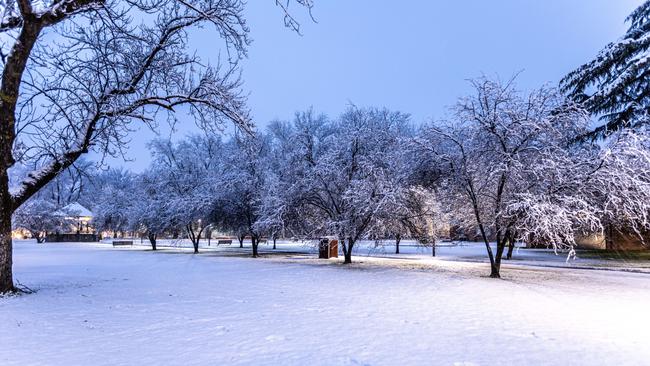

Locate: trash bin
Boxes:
[318,237,338,259]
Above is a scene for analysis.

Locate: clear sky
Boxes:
[110,0,643,171]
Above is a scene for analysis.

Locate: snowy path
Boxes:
[2,242,650,365]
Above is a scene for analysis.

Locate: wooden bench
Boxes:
[217,239,232,246]
[112,240,133,246]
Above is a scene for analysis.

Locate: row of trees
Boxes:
[54,77,650,278]
[88,108,437,260]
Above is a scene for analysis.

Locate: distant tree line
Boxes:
[16,76,650,279]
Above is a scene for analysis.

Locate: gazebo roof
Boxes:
[57,202,94,218]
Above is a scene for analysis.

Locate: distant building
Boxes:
[576,225,649,251]
[46,203,99,242]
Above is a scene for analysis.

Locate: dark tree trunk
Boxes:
[490,231,509,278]
[342,238,354,264]
[148,233,157,251]
[0,18,45,294]
[251,236,259,258]
[32,231,44,244]
[472,200,498,278]
[506,234,515,260]
[395,234,401,254]
[0,170,14,293]
[187,224,199,254]
[238,235,244,248]
[432,240,436,257]
[605,223,614,250]
[478,225,499,278]
[192,237,199,254]
[273,236,276,250]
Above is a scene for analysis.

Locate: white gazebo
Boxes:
[55,202,95,234]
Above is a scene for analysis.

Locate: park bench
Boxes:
[258,239,268,244]
[112,240,133,246]
[217,239,232,246]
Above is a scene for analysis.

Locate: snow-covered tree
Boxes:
[12,196,69,243]
[128,171,176,250]
[503,125,650,254]
[91,168,136,238]
[417,77,592,278]
[147,135,224,253]
[214,134,270,257]
[268,107,419,263]
[0,0,313,294]
[370,185,440,255]
[561,1,650,139]
[253,114,330,242]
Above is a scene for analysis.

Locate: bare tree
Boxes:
[0,0,312,293]
[418,77,590,278]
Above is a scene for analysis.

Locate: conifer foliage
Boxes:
[562,1,650,139]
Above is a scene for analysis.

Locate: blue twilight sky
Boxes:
[110,0,643,171]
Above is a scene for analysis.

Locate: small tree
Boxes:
[146,135,223,253]
[217,134,269,257]
[92,169,136,238]
[127,171,176,250]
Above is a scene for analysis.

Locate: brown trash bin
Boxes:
[318,237,339,259]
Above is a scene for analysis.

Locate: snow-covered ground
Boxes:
[102,237,650,273]
[2,241,650,365]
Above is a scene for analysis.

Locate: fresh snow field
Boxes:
[2,241,650,366]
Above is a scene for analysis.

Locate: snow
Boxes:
[2,241,650,365]
[57,202,94,218]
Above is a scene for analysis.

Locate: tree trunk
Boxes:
[491,232,508,278]
[238,235,244,248]
[251,236,259,258]
[431,239,436,257]
[192,235,199,254]
[273,236,276,250]
[605,223,614,250]
[395,234,401,254]
[187,224,199,254]
[342,238,354,264]
[479,226,499,278]
[148,233,157,251]
[32,231,44,244]
[0,19,47,294]
[506,234,515,260]
[0,170,15,293]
